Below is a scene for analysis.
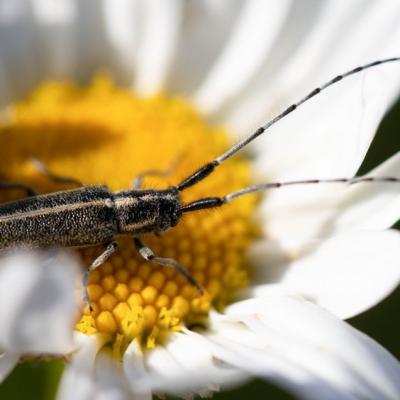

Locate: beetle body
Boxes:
[0,185,181,249]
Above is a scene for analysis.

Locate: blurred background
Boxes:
[0,95,399,400]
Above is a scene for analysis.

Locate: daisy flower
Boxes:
[0,1,400,399]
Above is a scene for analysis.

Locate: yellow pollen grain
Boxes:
[141,286,158,304]
[97,311,117,334]
[126,259,138,274]
[114,283,129,301]
[156,294,170,308]
[102,275,116,291]
[113,302,130,323]
[128,293,143,308]
[115,269,129,283]
[88,284,103,302]
[143,305,157,328]
[99,293,118,311]
[100,262,114,275]
[129,277,144,292]
[0,76,257,351]
[148,271,166,290]
[164,281,179,298]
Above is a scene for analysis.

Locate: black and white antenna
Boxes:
[175,57,400,212]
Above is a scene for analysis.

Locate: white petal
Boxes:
[203,334,353,400]
[209,296,400,400]
[0,250,79,354]
[250,58,400,183]
[151,331,246,396]
[254,151,400,245]
[333,152,400,231]
[74,1,113,81]
[31,0,77,79]
[227,0,400,135]
[222,4,400,248]
[192,0,291,115]
[143,339,220,396]
[124,334,242,397]
[102,0,140,81]
[246,239,292,285]
[189,308,352,400]
[167,0,243,94]
[271,0,400,99]
[57,333,108,400]
[213,0,326,123]
[144,344,185,390]
[255,184,339,246]
[0,0,39,98]
[234,49,400,245]
[0,59,11,106]
[122,339,152,397]
[0,352,19,383]
[94,350,130,400]
[134,0,183,95]
[222,4,400,219]
[222,0,358,132]
[251,230,400,319]
[32,0,75,23]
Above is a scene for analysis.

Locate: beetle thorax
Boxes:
[113,188,182,235]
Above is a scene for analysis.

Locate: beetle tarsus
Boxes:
[133,237,204,295]
[83,241,118,311]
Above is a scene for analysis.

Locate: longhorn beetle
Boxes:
[0,57,399,310]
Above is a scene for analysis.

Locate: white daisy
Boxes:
[0,1,400,400]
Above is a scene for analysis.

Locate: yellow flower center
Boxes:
[0,76,258,351]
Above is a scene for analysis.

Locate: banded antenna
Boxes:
[176,57,400,192]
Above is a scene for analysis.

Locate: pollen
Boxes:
[0,76,258,352]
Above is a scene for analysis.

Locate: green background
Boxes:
[1,97,399,400]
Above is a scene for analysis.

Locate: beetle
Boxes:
[0,57,399,309]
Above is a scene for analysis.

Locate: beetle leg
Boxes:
[31,157,83,187]
[83,241,118,311]
[0,181,37,196]
[133,237,204,295]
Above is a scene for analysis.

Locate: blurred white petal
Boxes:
[134,0,183,95]
[0,0,38,97]
[102,0,140,80]
[147,331,245,396]
[193,0,291,115]
[32,0,77,80]
[0,352,19,383]
[0,250,79,354]
[73,0,111,82]
[57,333,108,400]
[122,339,152,397]
[167,0,243,94]
[94,350,130,400]
[144,345,186,390]
[0,59,11,106]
